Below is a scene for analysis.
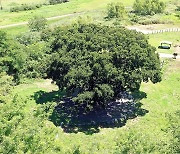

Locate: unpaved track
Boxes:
[0,12,83,29]
[158,53,180,59]
[127,27,180,34]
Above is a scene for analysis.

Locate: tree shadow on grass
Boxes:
[33,90,65,104]
[33,90,148,135]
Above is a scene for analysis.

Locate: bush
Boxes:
[106,2,126,19]
[138,18,166,25]
[0,72,14,103]
[28,16,48,32]
[10,4,42,12]
[0,96,61,153]
[49,0,69,5]
[176,6,180,11]
[16,32,41,45]
[133,0,165,16]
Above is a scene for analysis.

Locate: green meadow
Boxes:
[10,59,180,153]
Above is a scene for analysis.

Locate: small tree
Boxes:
[133,0,165,16]
[28,16,47,32]
[107,2,126,19]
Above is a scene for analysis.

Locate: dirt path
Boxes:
[158,53,180,59]
[0,12,83,29]
[127,26,180,34]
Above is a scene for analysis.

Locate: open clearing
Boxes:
[148,32,180,54]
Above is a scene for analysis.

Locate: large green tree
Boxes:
[47,24,161,109]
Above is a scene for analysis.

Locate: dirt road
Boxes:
[0,12,83,29]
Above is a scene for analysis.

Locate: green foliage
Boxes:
[106,2,126,19]
[49,0,69,5]
[0,31,20,75]
[28,16,48,32]
[16,32,41,45]
[10,3,42,12]
[17,42,50,79]
[0,72,14,103]
[166,110,180,153]
[48,24,161,109]
[0,31,50,81]
[0,31,8,51]
[176,6,180,11]
[133,0,166,16]
[0,96,62,153]
[176,6,180,19]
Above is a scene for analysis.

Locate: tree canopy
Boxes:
[47,24,161,109]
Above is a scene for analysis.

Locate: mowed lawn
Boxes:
[11,59,180,153]
[148,32,180,54]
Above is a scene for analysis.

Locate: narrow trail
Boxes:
[0,12,83,29]
[0,11,179,33]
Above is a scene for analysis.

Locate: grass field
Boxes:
[0,0,121,26]
[0,0,179,27]
[11,59,180,152]
[148,32,180,54]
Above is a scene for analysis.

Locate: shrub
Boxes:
[28,16,48,32]
[16,32,41,45]
[10,4,42,12]
[0,96,61,153]
[49,0,69,5]
[133,0,166,16]
[0,72,14,103]
[106,2,126,19]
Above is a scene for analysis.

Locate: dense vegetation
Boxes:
[0,58,179,153]
[28,16,48,32]
[49,0,69,5]
[0,0,180,153]
[106,2,126,19]
[47,24,161,109]
[133,0,165,15]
